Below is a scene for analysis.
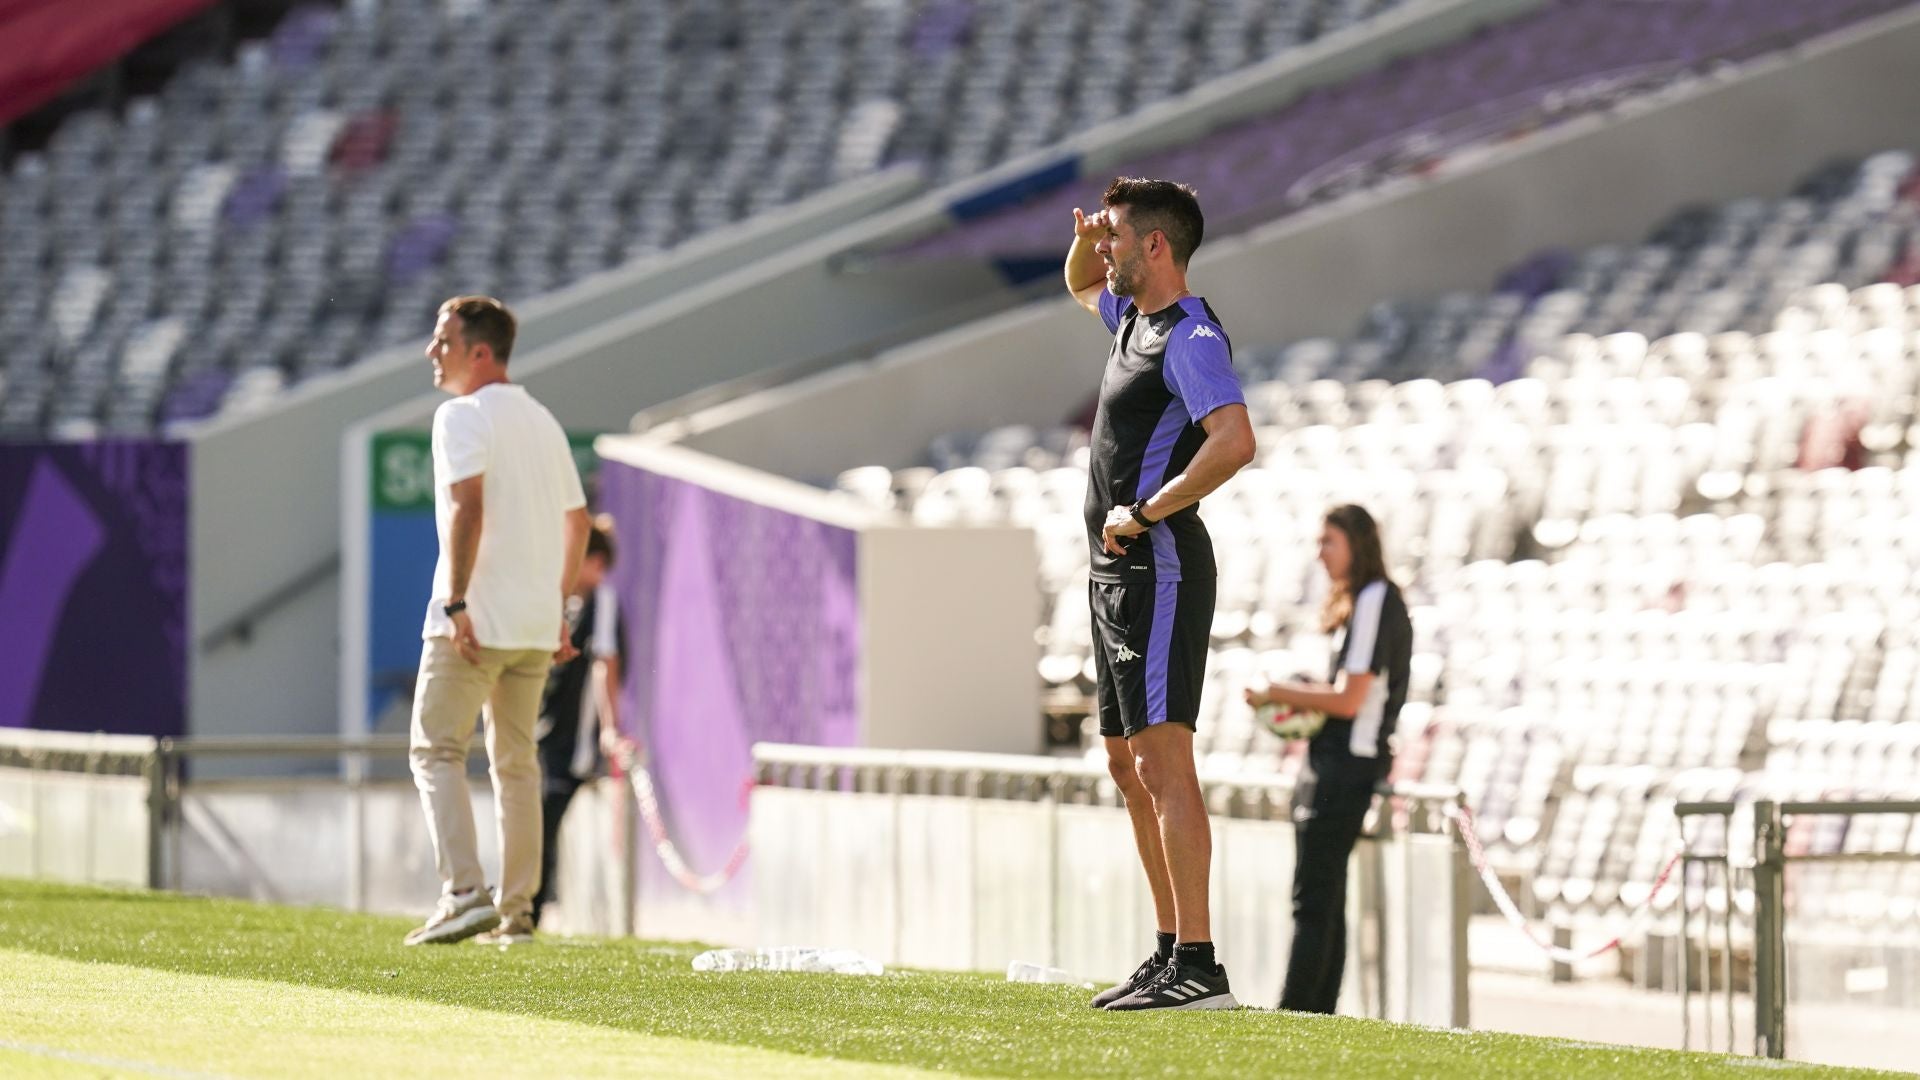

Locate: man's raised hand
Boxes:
[1073,206,1108,242]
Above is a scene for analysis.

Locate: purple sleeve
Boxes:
[1098,288,1130,334]
[1163,320,1245,422]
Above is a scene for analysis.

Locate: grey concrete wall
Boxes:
[356,236,1011,439]
[194,573,340,741]
[674,303,1108,481]
[677,6,1920,478]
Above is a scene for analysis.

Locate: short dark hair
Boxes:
[1102,177,1205,267]
[586,512,617,566]
[438,295,517,365]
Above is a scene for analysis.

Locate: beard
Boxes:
[1106,253,1143,297]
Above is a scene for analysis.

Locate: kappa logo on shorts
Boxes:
[1115,645,1141,663]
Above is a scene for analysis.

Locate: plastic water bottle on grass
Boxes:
[692,947,883,975]
[691,948,754,972]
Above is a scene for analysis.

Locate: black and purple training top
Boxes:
[1084,288,1245,584]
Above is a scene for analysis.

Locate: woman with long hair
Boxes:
[1244,503,1412,1013]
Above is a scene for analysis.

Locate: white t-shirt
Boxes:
[422,383,587,648]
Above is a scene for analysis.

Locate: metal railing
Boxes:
[1674,797,1920,1060]
[752,741,1464,818]
[146,735,432,910]
[0,729,481,905]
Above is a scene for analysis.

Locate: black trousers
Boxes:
[531,776,582,928]
[1279,807,1369,1013]
[1279,738,1380,1014]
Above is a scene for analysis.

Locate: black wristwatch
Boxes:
[1128,500,1157,529]
[442,599,468,618]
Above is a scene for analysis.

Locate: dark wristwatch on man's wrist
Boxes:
[1128,500,1157,529]
[442,599,468,618]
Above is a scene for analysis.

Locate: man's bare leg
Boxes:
[1129,722,1210,943]
[1106,733,1177,934]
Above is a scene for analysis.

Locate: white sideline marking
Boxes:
[0,1037,232,1079]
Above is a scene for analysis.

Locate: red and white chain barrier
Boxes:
[611,742,751,895]
[1447,802,1683,965]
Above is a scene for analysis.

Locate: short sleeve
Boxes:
[590,584,619,658]
[432,400,489,485]
[1098,288,1131,334]
[1163,320,1245,423]
[1343,581,1389,676]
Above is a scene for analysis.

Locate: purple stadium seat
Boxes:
[897,0,1917,265]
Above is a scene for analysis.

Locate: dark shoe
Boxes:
[1104,958,1239,1011]
[1091,953,1168,1009]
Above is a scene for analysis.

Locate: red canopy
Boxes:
[0,0,218,126]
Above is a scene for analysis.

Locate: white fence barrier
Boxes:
[0,767,150,887]
[751,743,1469,1025]
[0,730,628,933]
[0,731,157,888]
[0,725,1468,1023]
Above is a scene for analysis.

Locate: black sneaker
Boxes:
[1090,954,1169,1009]
[1104,958,1239,1011]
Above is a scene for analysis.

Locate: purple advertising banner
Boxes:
[0,441,189,737]
[600,459,860,910]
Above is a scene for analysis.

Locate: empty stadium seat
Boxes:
[0,0,1422,436]
[837,150,1920,940]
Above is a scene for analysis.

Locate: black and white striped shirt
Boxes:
[1321,579,1413,761]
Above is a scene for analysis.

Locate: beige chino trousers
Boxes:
[408,636,552,919]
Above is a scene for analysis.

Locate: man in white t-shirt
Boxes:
[403,295,591,947]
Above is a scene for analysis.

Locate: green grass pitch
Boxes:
[0,879,1896,1079]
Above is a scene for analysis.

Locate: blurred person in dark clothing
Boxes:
[532,514,630,929]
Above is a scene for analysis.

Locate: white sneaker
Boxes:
[404,888,499,946]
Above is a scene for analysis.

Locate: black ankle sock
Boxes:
[1154,931,1176,961]
[1174,941,1216,970]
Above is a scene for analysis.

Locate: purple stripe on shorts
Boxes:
[1145,580,1178,725]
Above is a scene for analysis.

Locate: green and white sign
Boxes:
[370,430,601,511]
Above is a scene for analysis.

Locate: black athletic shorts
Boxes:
[1090,577,1215,739]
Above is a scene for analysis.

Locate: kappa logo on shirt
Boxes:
[1188,325,1220,341]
